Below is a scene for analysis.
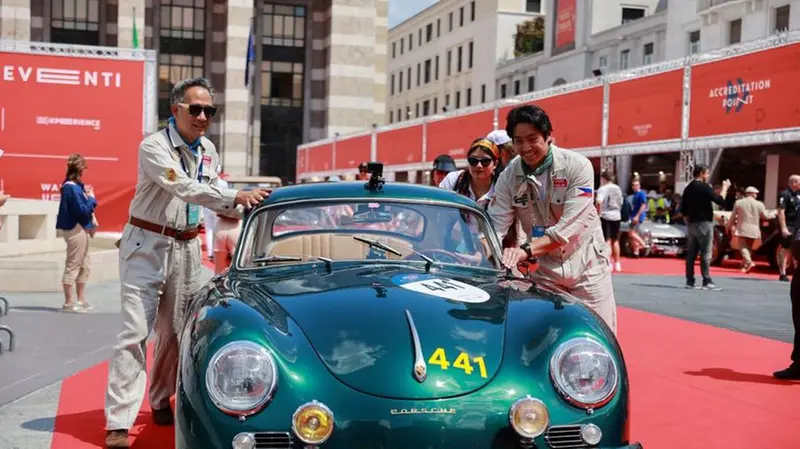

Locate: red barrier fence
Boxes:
[298,35,800,179]
[0,48,148,231]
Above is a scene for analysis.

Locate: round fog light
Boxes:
[292,400,335,444]
[581,424,603,446]
[508,396,549,439]
[232,432,255,449]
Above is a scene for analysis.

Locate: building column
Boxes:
[220,0,253,176]
[1,0,31,40]
[117,0,145,48]
[765,154,780,209]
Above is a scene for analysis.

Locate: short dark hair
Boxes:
[170,77,214,105]
[693,164,709,178]
[505,105,553,140]
[600,170,614,183]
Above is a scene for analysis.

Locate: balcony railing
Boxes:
[697,0,744,13]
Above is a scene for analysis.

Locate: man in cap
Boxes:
[486,129,517,166]
[727,186,770,273]
[431,154,457,186]
[487,104,617,333]
[104,77,270,449]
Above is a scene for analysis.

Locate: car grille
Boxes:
[253,432,295,449]
[544,425,588,448]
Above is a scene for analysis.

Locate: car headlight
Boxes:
[549,337,618,409]
[205,341,277,416]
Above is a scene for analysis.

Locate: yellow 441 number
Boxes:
[428,348,488,378]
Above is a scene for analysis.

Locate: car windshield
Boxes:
[236,200,502,270]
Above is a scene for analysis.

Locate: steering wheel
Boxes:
[404,249,465,264]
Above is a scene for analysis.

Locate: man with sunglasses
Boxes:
[487,105,617,334]
[104,77,271,449]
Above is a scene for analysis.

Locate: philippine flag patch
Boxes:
[576,187,594,198]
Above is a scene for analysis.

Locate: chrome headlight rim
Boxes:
[205,340,278,417]
[549,337,619,410]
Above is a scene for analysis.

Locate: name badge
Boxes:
[187,204,201,226]
[553,178,568,188]
[531,226,547,238]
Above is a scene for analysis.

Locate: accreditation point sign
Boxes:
[0,51,145,231]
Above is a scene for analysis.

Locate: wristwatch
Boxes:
[520,243,536,261]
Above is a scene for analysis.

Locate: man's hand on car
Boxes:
[235,188,272,208]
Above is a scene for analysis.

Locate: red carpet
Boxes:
[48,307,800,449]
[616,256,785,280]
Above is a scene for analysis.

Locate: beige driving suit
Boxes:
[488,146,617,333]
[729,196,771,266]
[104,122,240,431]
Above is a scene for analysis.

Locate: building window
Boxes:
[688,30,700,54]
[456,91,461,109]
[158,54,205,121]
[50,0,101,45]
[444,94,450,110]
[481,84,486,103]
[390,74,395,95]
[514,80,520,95]
[416,63,421,87]
[406,106,411,119]
[457,45,463,72]
[621,7,645,25]
[418,28,422,46]
[643,43,654,65]
[398,71,403,93]
[433,97,438,113]
[446,49,452,76]
[423,100,430,116]
[448,12,453,31]
[459,7,464,26]
[424,59,432,84]
[260,61,304,107]
[728,19,741,44]
[392,42,396,58]
[500,84,507,99]
[775,5,790,32]
[400,37,404,54]
[408,33,413,50]
[389,110,393,123]
[435,55,440,80]
[526,0,542,13]
[468,41,474,69]
[471,1,476,21]
[426,23,433,42]
[620,49,630,69]
[466,88,472,106]
[407,67,411,89]
[527,76,535,92]
[262,4,305,48]
[599,55,608,71]
[397,108,401,121]
[416,103,420,118]
[437,18,441,37]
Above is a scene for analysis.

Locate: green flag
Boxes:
[132,8,140,49]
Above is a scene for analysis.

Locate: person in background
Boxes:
[201,170,223,262]
[55,154,98,313]
[430,154,457,186]
[774,209,800,380]
[669,193,683,224]
[727,186,771,273]
[488,105,617,333]
[680,164,730,291]
[357,162,370,181]
[628,180,648,255]
[486,129,517,166]
[777,174,800,282]
[648,190,670,223]
[596,170,623,272]
[212,172,241,274]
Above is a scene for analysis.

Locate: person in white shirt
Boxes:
[486,129,517,166]
[595,170,624,272]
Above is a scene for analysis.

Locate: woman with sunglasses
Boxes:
[438,138,503,208]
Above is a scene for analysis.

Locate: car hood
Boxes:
[233,264,518,400]
[640,222,686,237]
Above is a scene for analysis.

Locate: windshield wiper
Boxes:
[252,254,333,272]
[352,236,437,272]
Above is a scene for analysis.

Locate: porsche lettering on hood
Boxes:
[253,267,508,400]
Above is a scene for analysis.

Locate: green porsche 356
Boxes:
[176,165,642,449]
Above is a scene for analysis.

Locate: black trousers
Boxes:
[791,241,800,365]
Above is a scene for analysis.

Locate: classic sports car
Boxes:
[619,220,687,258]
[176,165,641,449]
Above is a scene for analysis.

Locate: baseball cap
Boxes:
[486,130,511,146]
[432,154,457,173]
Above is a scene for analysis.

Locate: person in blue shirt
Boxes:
[626,179,648,256]
[56,153,98,312]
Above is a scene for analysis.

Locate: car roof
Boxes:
[261,181,481,210]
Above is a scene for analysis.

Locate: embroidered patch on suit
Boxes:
[575,187,594,198]
[166,168,177,182]
[553,178,568,188]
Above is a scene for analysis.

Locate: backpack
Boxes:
[620,196,632,222]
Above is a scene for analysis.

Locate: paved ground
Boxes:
[0,270,794,449]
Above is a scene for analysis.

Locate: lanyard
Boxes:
[166,127,203,181]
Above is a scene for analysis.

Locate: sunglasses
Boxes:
[180,103,217,118]
[468,157,493,167]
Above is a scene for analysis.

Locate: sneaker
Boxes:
[685,283,697,289]
[779,274,790,282]
[105,430,130,448]
[702,282,723,291]
[773,365,800,380]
